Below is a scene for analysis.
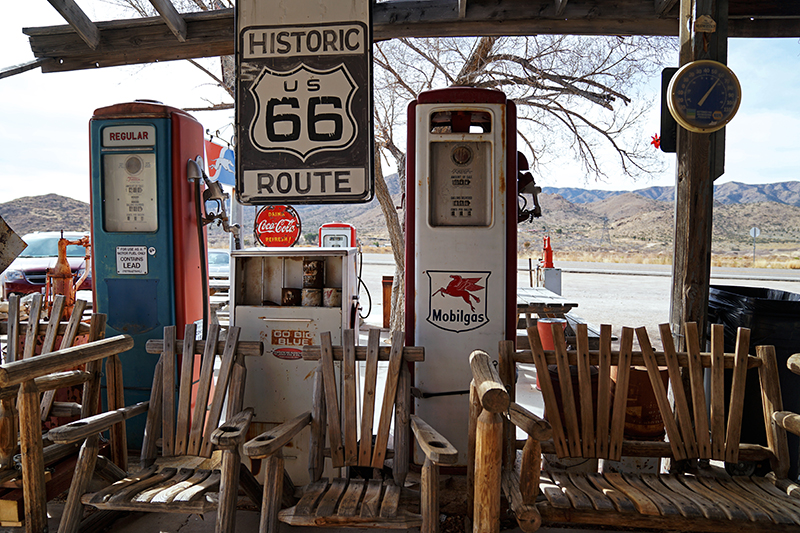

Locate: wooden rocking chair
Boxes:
[243,329,458,533]
[49,323,263,533]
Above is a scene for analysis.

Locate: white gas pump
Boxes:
[406,88,517,465]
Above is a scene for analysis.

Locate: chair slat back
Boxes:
[684,322,712,458]
[636,326,689,461]
[607,327,632,461]
[357,329,381,466]
[639,324,752,464]
[142,325,243,462]
[524,322,774,466]
[174,324,197,455]
[342,329,358,466]
[529,322,637,461]
[314,329,407,473]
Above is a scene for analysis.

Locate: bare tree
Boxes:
[110,0,236,106]
[372,35,675,330]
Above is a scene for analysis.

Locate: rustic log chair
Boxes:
[1,293,134,533]
[243,329,458,533]
[1,294,104,527]
[469,321,800,533]
[49,323,264,533]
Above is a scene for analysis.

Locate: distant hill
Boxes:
[544,181,800,206]
[0,194,90,237]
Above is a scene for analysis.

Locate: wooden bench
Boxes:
[469,321,800,532]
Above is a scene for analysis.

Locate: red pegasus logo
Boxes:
[432,275,483,312]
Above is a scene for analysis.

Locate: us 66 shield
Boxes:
[249,64,357,161]
[236,15,373,206]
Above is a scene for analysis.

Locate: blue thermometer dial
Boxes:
[667,59,742,134]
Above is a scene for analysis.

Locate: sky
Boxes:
[1,2,799,205]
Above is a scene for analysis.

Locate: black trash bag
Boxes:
[708,285,800,480]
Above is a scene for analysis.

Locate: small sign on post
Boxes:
[235,0,373,205]
[750,226,760,266]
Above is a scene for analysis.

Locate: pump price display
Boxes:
[430,141,491,227]
[236,0,372,205]
[116,246,148,275]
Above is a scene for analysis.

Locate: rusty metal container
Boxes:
[323,288,342,307]
[301,288,322,307]
[302,259,324,288]
[281,288,301,306]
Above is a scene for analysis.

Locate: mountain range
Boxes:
[543,181,800,206]
[1,181,799,254]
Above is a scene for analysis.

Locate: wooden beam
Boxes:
[669,0,729,349]
[554,0,569,17]
[25,10,234,73]
[459,0,467,18]
[148,0,188,42]
[655,0,680,16]
[18,0,800,74]
[0,58,49,80]
[46,0,100,50]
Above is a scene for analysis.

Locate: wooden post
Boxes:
[499,341,516,471]
[18,380,47,533]
[669,0,729,349]
[57,434,100,533]
[106,353,127,471]
[260,451,284,533]
[466,381,481,522]
[217,446,241,533]
[473,409,502,533]
[421,457,439,533]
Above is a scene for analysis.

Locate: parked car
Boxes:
[207,248,230,279]
[0,232,92,300]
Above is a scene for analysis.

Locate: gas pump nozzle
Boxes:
[187,156,241,247]
[517,153,542,223]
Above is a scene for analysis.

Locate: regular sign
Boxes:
[236,1,373,205]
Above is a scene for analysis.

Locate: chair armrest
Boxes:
[788,354,800,376]
[774,411,800,436]
[243,411,312,459]
[211,407,254,448]
[47,401,149,444]
[410,414,458,465]
[508,402,551,441]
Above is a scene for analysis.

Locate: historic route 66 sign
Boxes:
[249,64,357,160]
[236,1,373,206]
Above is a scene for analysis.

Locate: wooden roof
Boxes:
[10,0,800,75]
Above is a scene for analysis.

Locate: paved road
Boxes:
[357,253,799,348]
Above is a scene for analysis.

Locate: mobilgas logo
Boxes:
[426,271,490,333]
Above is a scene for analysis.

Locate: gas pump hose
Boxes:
[194,180,210,338]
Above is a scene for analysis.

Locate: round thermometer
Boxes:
[667,59,742,133]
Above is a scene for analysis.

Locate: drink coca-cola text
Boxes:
[256,218,297,234]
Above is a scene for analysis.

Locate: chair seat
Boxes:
[80,465,221,514]
[279,478,423,529]
[537,470,800,531]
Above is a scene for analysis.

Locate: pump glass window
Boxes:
[103,153,158,232]
[429,141,491,227]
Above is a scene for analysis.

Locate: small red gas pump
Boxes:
[542,235,554,269]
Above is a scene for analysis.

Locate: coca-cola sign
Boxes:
[254,205,301,247]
